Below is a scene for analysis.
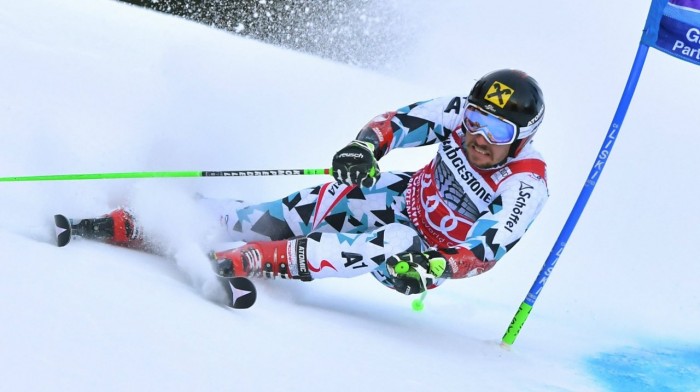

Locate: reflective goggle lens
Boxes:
[463,105,517,145]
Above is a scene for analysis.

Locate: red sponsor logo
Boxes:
[307,260,338,273]
[406,166,474,247]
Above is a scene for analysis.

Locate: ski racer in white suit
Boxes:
[96,69,549,296]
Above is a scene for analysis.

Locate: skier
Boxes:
[66,69,548,296]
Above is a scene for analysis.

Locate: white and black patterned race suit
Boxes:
[208,96,548,290]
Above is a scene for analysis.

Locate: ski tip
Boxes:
[54,214,72,247]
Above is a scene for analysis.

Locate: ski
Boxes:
[54,214,72,247]
[218,276,257,309]
[53,213,257,309]
[54,213,119,247]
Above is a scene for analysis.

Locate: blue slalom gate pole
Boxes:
[501,43,650,346]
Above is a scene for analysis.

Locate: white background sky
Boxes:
[1,0,699,391]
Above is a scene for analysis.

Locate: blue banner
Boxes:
[642,0,700,65]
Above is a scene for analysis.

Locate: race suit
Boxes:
[211,96,548,289]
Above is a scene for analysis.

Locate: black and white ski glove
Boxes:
[386,250,447,295]
[332,140,380,187]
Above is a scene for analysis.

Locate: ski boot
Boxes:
[210,239,312,281]
[54,209,142,248]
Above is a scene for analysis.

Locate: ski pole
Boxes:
[411,291,427,312]
[395,261,428,311]
[0,168,331,182]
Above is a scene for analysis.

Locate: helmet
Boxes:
[467,69,544,141]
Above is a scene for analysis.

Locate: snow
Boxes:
[1,0,699,391]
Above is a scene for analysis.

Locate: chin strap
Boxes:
[508,136,533,158]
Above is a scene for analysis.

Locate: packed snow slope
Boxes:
[1,1,699,391]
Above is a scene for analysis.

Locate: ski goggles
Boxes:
[462,103,518,145]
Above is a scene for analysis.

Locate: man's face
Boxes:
[463,132,511,169]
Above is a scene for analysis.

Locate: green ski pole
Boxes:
[0,168,331,182]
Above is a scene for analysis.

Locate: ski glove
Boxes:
[332,140,380,187]
[386,250,447,295]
